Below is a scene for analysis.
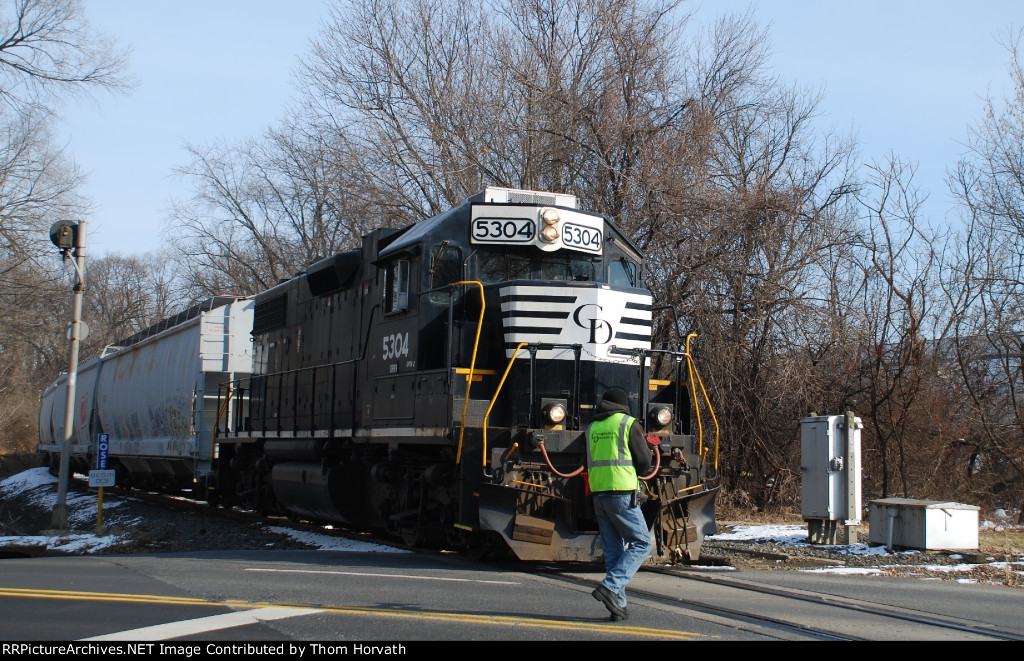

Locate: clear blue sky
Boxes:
[691,1,1018,227]
[60,1,326,257]
[60,1,1019,258]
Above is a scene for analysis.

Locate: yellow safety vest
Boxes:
[586,412,639,492]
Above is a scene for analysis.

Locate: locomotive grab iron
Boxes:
[39,187,720,563]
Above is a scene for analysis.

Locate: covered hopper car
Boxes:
[38,296,255,490]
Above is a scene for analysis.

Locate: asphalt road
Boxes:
[1,548,1022,645]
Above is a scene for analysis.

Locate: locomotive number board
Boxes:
[470,205,604,254]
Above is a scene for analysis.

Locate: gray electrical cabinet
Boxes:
[800,413,863,543]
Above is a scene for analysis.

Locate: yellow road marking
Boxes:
[0,588,706,640]
[0,587,214,605]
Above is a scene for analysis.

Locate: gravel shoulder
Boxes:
[0,469,316,555]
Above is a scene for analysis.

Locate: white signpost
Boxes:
[87,469,115,488]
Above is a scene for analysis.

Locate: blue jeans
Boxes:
[593,492,652,608]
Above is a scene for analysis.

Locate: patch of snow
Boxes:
[0,467,409,555]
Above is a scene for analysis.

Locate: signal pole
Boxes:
[49,219,87,531]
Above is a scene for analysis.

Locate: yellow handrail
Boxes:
[482,342,528,467]
[685,333,720,472]
[454,280,485,465]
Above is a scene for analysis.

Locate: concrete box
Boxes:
[868,498,979,551]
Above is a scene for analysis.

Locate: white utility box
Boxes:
[800,414,862,543]
[868,498,979,551]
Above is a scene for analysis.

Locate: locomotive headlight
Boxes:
[542,400,568,427]
[647,404,673,430]
[539,208,560,243]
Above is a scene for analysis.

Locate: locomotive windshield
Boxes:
[470,249,594,284]
[426,244,630,305]
[465,247,639,287]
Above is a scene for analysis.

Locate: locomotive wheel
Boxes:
[401,524,424,548]
[466,531,509,561]
[400,511,445,549]
[467,536,489,560]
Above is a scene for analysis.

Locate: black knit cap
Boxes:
[602,388,630,407]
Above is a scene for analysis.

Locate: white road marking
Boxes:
[245,567,520,584]
[79,606,322,641]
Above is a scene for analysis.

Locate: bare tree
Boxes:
[852,155,951,501]
[944,28,1024,516]
[300,0,512,215]
[174,0,707,292]
[167,115,383,298]
[168,0,868,512]
[648,36,860,508]
[0,0,133,282]
[297,0,701,215]
[83,253,184,347]
[179,0,1024,517]
[0,0,131,460]
[0,0,131,115]
[0,109,87,268]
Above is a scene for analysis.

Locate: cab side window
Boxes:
[384,259,410,313]
[428,244,463,304]
[609,258,638,288]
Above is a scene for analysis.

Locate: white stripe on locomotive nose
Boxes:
[498,284,652,362]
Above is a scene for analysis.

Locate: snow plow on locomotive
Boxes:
[214,187,720,562]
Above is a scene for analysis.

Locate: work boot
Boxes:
[591,584,627,619]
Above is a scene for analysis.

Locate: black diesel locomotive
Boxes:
[214,186,719,562]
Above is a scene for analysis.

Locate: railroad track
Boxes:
[106,480,419,552]
[532,565,1024,641]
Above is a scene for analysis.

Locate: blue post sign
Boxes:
[96,433,109,469]
[91,433,114,527]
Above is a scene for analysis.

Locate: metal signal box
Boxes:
[800,413,863,543]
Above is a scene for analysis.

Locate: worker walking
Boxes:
[586,387,655,622]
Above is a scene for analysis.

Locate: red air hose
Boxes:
[640,443,662,481]
[536,438,662,480]
[536,441,585,478]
